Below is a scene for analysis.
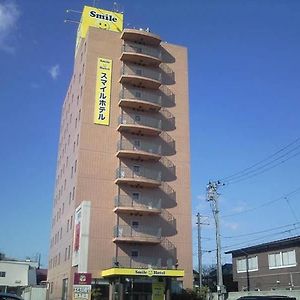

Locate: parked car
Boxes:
[0,293,24,300]
[237,296,296,300]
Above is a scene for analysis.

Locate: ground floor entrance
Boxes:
[101,267,184,300]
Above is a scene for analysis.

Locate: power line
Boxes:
[285,197,300,223]
[207,227,300,253]
[221,186,300,218]
[220,137,300,183]
[226,149,300,185]
[222,221,300,239]
[223,227,300,251]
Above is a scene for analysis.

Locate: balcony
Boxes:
[112,256,163,269]
[121,43,161,67]
[117,139,162,161]
[121,28,161,47]
[115,166,161,188]
[120,64,162,89]
[114,195,161,215]
[117,113,162,136]
[119,87,162,111]
[113,225,162,244]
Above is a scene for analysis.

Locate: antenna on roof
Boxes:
[113,2,124,13]
[113,2,119,12]
[66,9,81,14]
[64,19,80,25]
[65,8,81,25]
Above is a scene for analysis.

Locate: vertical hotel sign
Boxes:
[94,58,112,126]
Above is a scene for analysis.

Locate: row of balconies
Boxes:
[114,30,176,267]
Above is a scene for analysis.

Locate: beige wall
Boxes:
[48,26,193,299]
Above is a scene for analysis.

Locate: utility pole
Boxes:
[196,213,209,288]
[207,181,225,300]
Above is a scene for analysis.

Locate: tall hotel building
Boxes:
[48,5,192,300]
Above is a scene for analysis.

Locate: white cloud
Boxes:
[0,0,20,52]
[49,64,60,80]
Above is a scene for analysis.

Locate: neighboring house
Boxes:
[225,235,300,291]
[0,254,45,296]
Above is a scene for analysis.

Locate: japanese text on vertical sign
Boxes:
[94,58,112,125]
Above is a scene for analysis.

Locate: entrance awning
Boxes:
[101,268,184,278]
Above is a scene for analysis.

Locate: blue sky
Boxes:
[0,0,300,269]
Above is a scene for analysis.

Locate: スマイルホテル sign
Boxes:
[94,58,112,126]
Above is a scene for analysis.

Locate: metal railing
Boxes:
[122,43,162,60]
[118,113,162,131]
[160,182,176,200]
[115,195,161,211]
[114,225,162,240]
[161,209,175,223]
[115,166,162,182]
[161,238,177,264]
[117,139,162,156]
[121,63,162,82]
[160,107,174,120]
[120,87,162,106]
[160,132,175,150]
[112,256,162,269]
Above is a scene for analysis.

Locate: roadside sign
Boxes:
[73,284,91,300]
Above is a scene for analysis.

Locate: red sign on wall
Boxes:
[74,273,92,285]
[74,222,81,252]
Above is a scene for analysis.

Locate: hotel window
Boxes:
[64,248,67,261]
[131,250,139,257]
[237,256,258,273]
[72,187,75,201]
[134,140,141,150]
[269,250,296,269]
[133,165,140,174]
[132,221,139,228]
[136,69,142,76]
[0,272,6,277]
[68,245,71,260]
[132,192,140,200]
[135,91,142,98]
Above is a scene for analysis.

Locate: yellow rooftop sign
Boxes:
[75,6,123,53]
